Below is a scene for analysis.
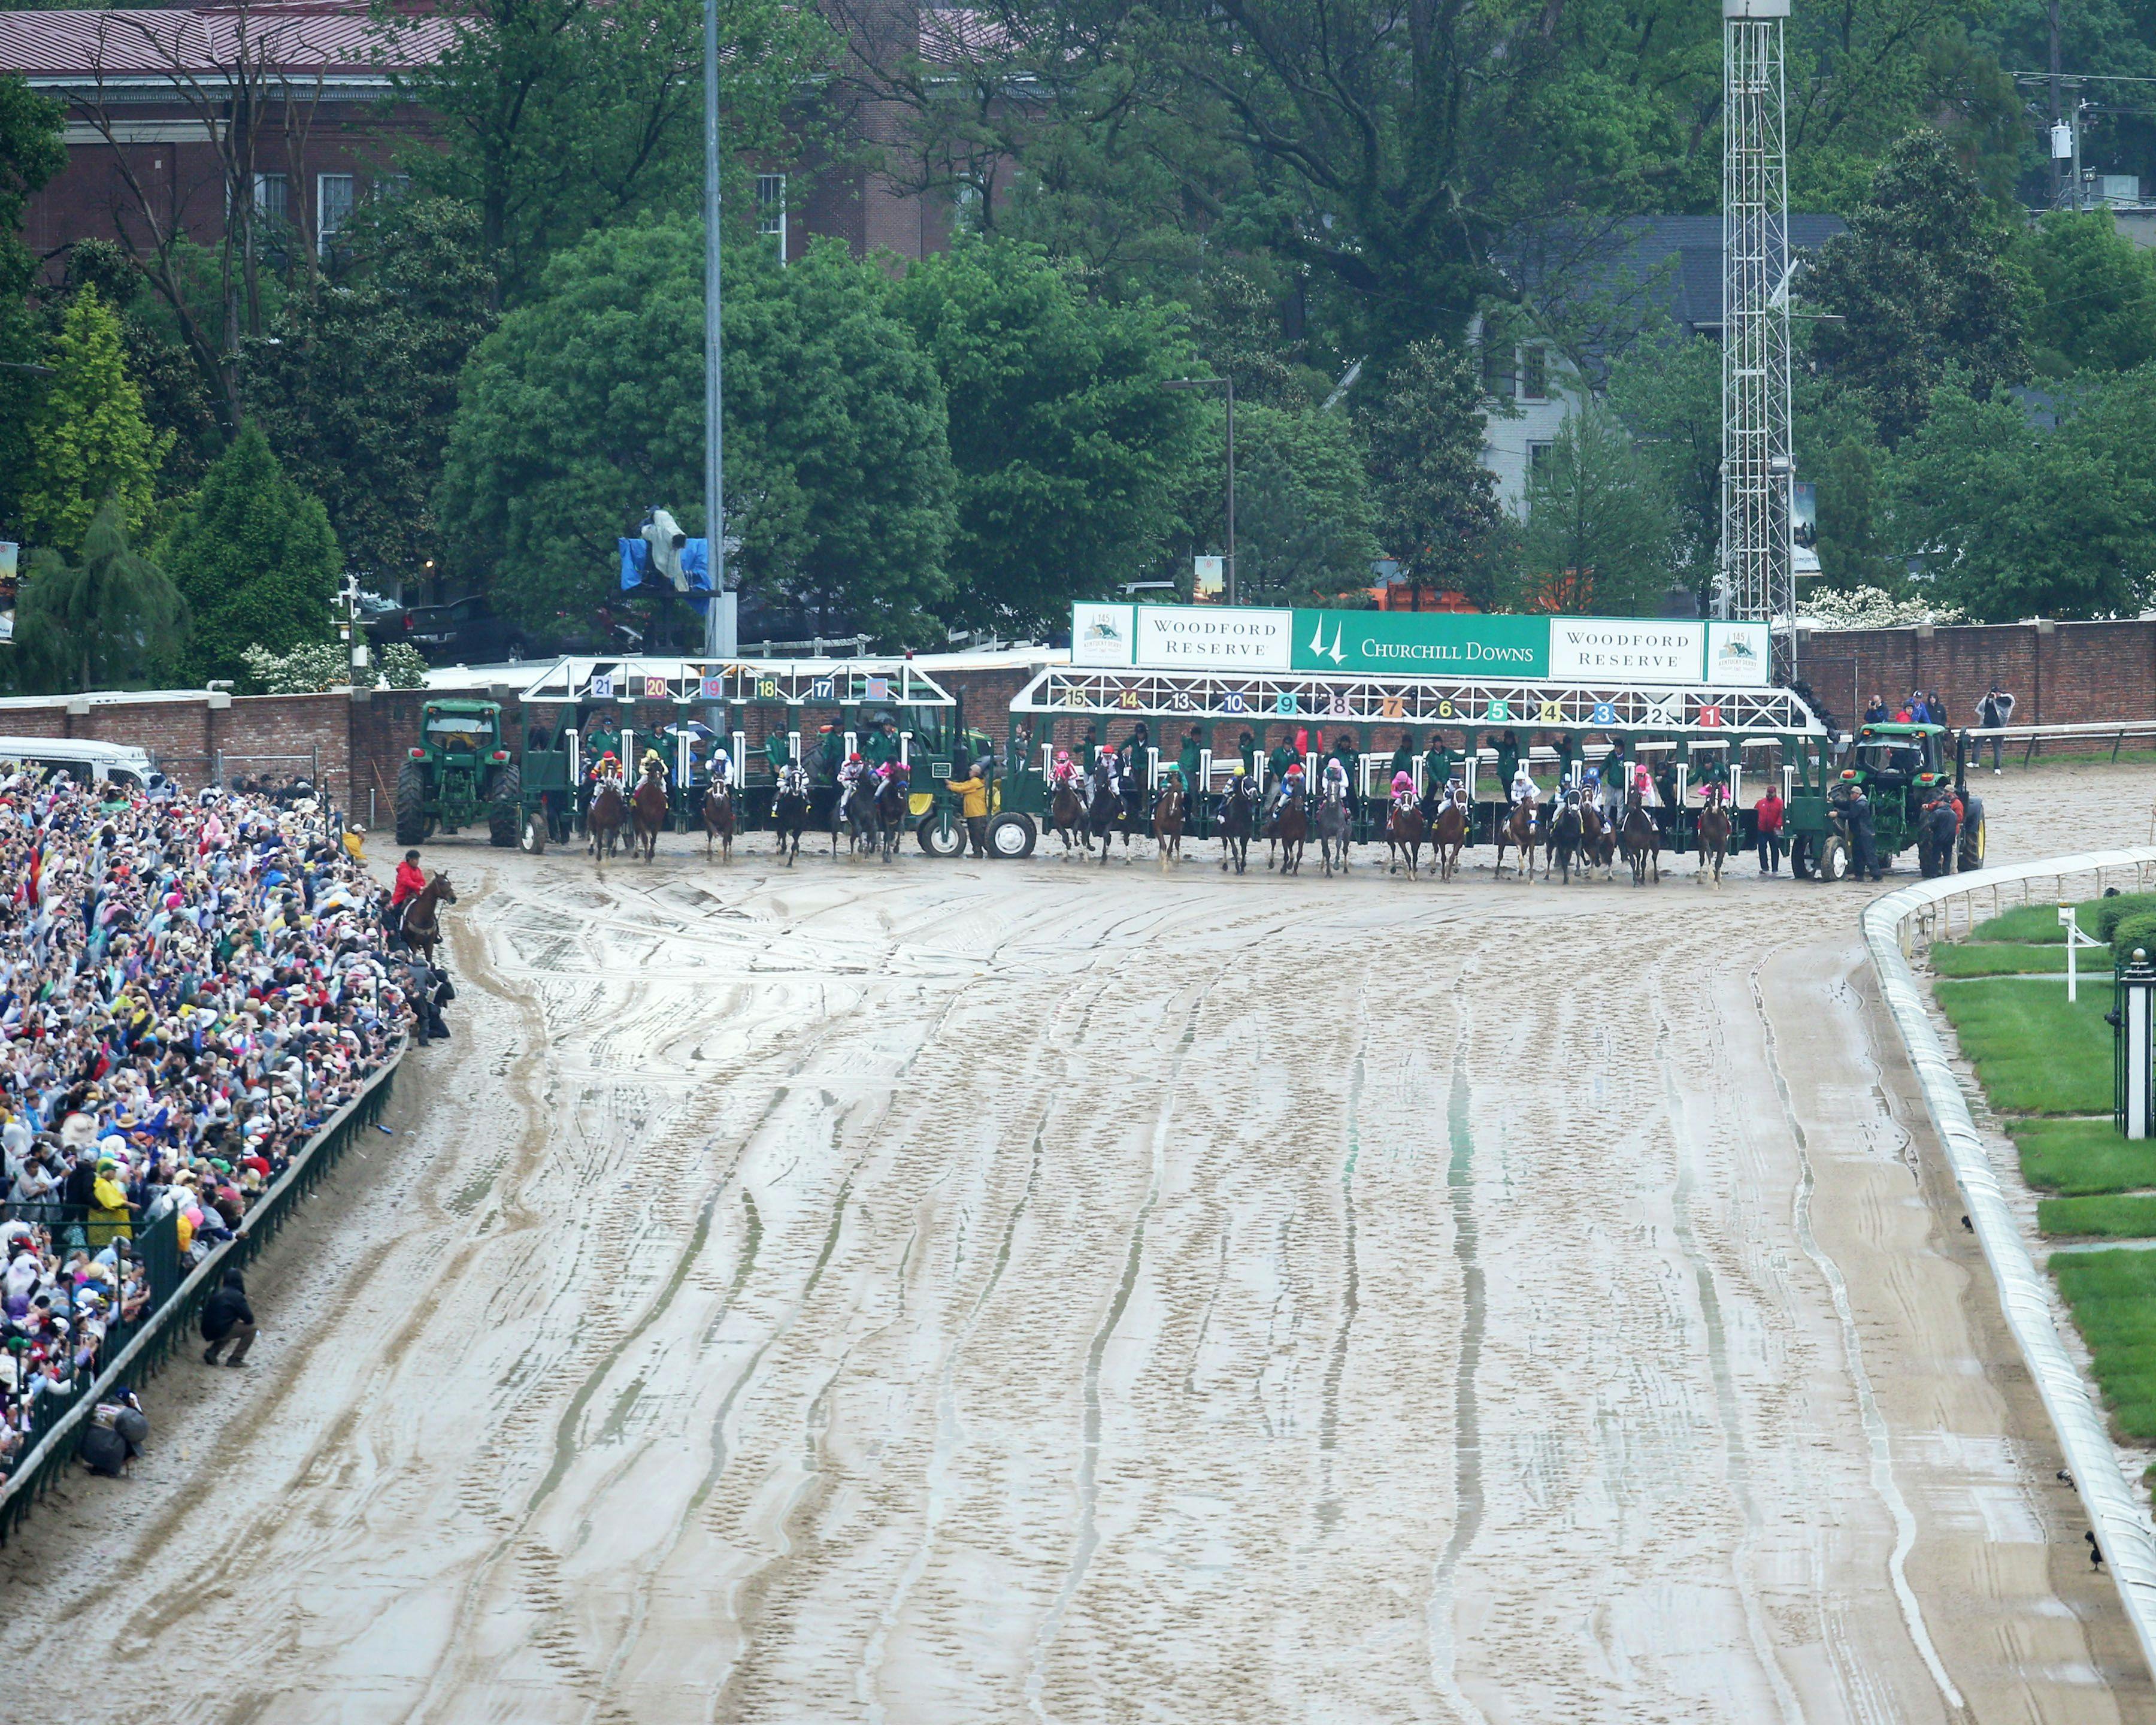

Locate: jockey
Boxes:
[640,747,668,785]
[1509,762,1536,806]
[707,746,733,791]
[837,751,867,792]
[1390,769,1415,806]
[1049,749,1078,788]
[592,750,623,785]
[1321,756,1350,804]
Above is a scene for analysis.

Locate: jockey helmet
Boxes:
[848,752,862,764]
[1286,762,1304,776]
[1391,771,1413,791]
[601,752,618,764]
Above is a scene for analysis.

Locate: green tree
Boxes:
[247,199,499,583]
[440,222,956,635]
[884,238,1207,631]
[1805,130,2028,444]
[1606,332,1720,594]
[0,74,65,541]
[158,423,341,681]
[398,0,826,304]
[11,500,187,694]
[1812,435,1899,591]
[1518,403,1675,616]
[1362,340,1510,606]
[1232,405,1381,605]
[2018,210,2156,377]
[19,289,170,553]
[1888,377,2152,621]
[58,240,220,501]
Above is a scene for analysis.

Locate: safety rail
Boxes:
[1967,719,2156,766]
[0,1041,404,1543]
[1866,849,2156,1682]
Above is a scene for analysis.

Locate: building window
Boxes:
[1520,344,1549,401]
[1527,439,1555,474]
[251,172,288,225]
[756,174,786,259]
[373,172,411,201]
[316,172,355,255]
[1481,340,1514,400]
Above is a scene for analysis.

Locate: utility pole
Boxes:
[2051,0,2065,206]
[702,0,734,658]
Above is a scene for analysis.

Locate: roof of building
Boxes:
[0,7,451,83]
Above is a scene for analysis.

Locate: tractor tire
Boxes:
[1818,835,1852,883]
[394,760,429,849]
[1957,802,1987,873]
[1788,836,1813,880]
[489,763,522,847]
[917,813,966,858]
[988,812,1037,860]
[520,811,547,854]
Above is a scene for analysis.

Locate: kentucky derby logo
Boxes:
[1083,613,1125,644]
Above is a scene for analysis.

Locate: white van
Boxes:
[0,736,157,790]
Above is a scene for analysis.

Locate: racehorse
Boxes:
[1050,775,1089,858]
[1545,798,1584,884]
[1494,795,1538,883]
[630,762,668,863]
[1085,761,1125,867]
[1580,800,1616,879]
[1385,794,1425,879]
[874,773,910,863]
[586,779,626,864]
[771,765,810,867]
[1153,780,1186,867]
[1621,789,1662,886]
[1696,787,1732,887]
[1313,786,1352,877]
[1430,789,1469,882]
[1217,777,1256,874]
[1274,790,1309,875]
[838,774,879,858]
[701,783,736,862]
[399,871,456,965]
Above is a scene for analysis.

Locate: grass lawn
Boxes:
[2051,1251,2156,1440]
[2039,1196,2156,1236]
[1968,903,2093,945]
[1930,943,2073,976]
[2012,1118,2156,1195]
[1933,978,2115,1115]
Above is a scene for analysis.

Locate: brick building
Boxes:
[1,1,972,274]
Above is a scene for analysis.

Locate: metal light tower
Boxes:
[1720,0,1795,676]
[701,0,736,658]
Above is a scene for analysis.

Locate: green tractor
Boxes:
[1787,721,1985,881]
[395,698,523,848]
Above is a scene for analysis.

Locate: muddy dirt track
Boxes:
[7,762,2155,1723]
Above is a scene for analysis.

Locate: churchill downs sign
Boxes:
[1071,604,1771,688]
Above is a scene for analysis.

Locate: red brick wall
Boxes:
[1802,620,2156,736]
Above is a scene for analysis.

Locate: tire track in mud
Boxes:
[1650,954,1807,1725]
[1747,957,1966,1719]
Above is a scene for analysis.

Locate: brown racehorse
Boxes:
[1580,800,1616,879]
[399,871,455,964]
[1431,792,1469,882]
[702,783,736,861]
[1621,789,1662,886]
[1696,788,1732,887]
[1385,795,1426,878]
[586,779,626,863]
[1152,780,1186,867]
[1274,792,1308,875]
[1494,795,1537,883]
[1050,776,1089,857]
[630,763,669,862]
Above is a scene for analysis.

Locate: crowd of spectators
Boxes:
[0,765,420,1483]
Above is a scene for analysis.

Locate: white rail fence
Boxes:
[1865,848,2156,1681]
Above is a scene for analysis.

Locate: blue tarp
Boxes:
[617,537,713,607]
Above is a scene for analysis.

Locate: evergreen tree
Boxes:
[158,423,341,683]
[13,499,187,693]
[1518,404,1676,617]
[1362,340,1509,606]
[1806,131,2028,444]
[20,289,168,552]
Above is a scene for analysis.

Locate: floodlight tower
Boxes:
[1720,0,1795,678]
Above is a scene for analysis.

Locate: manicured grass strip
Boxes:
[2012,1118,2156,1195]
[2051,1251,2156,1440]
[1969,904,2085,945]
[1929,943,2073,976]
[1932,978,2115,1115]
[2040,1194,2156,1237]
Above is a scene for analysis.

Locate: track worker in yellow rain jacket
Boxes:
[946,771,989,858]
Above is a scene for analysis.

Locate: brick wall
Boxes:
[1801,619,2156,734]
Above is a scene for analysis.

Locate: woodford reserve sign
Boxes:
[1070,604,1771,688]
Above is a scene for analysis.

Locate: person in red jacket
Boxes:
[389,849,426,937]
[1754,786,1785,874]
